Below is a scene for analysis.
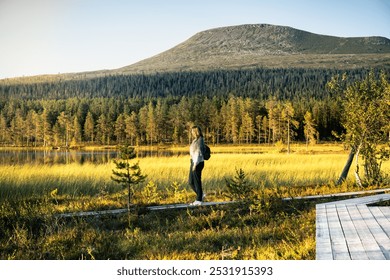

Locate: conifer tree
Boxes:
[303,111,319,148]
[114,113,127,144]
[111,145,147,210]
[282,102,299,154]
[96,114,112,145]
[84,111,95,143]
[125,112,139,146]
[0,114,8,145]
[57,111,71,147]
[225,168,254,201]
[146,102,157,145]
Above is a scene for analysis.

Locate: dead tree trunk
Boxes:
[336,149,355,185]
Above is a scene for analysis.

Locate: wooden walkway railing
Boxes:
[316,193,390,260]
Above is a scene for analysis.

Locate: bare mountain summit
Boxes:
[2,24,389,83]
[118,24,390,74]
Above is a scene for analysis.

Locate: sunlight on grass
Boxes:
[0,144,389,260]
[1,144,389,202]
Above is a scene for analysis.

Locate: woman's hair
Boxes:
[191,125,203,138]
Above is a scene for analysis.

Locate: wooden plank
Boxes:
[58,208,129,218]
[378,207,390,222]
[316,204,333,260]
[351,205,386,260]
[326,204,350,260]
[368,207,390,259]
[57,189,390,218]
[285,188,390,202]
[147,201,235,211]
[358,205,389,238]
[358,205,389,260]
[56,201,236,218]
[325,193,390,206]
[337,204,368,260]
[315,193,390,260]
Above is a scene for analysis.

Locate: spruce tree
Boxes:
[111,145,147,210]
[303,111,319,148]
[225,168,254,201]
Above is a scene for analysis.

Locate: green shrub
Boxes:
[224,168,255,201]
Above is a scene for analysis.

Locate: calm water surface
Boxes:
[0,149,188,165]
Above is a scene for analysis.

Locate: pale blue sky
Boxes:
[1,0,389,79]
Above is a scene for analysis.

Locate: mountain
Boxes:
[117,24,390,74]
[2,24,390,83]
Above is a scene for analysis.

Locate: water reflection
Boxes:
[0,150,117,165]
[0,149,188,165]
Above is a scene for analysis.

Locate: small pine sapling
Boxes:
[141,181,160,204]
[224,168,254,201]
[111,145,146,210]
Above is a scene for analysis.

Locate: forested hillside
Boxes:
[0,68,379,100]
[1,67,387,147]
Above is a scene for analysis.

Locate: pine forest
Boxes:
[0,67,386,147]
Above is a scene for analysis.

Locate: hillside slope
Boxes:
[117,24,390,74]
[1,24,390,84]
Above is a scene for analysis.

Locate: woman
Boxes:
[189,125,206,206]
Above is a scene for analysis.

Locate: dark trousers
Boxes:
[189,160,204,201]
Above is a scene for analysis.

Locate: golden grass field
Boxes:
[1,144,387,203]
[0,144,388,260]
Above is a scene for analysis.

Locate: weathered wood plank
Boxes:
[368,207,390,259]
[57,190,390,218]
[352,205,386,260]
[147,201,235,211]
[337,204,368,260]
[316,204,333,260]
[324,193,390,206]
[58,208,129,218]
[326,204,350,260]
[378,207,390,222]
[316,193,390,260]
[285,188,390,202]
[56,201,236,218]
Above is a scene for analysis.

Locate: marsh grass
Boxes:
[0,195,317,260]
[2,147,385,204]
[0,144,389,259]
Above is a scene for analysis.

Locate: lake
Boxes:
[0,148,189,165]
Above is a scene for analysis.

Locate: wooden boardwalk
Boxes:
[56,201,235,218]
[316,193,390,260]
[57,188,390,218]
[283,187,390,201]
[57,188,390,219]
[57,187,390,260]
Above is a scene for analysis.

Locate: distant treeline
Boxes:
[0,68,383,100]
[0,67,387,147]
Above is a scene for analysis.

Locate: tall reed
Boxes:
[1,145,388,202]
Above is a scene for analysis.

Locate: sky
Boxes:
[0,0,389,79]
